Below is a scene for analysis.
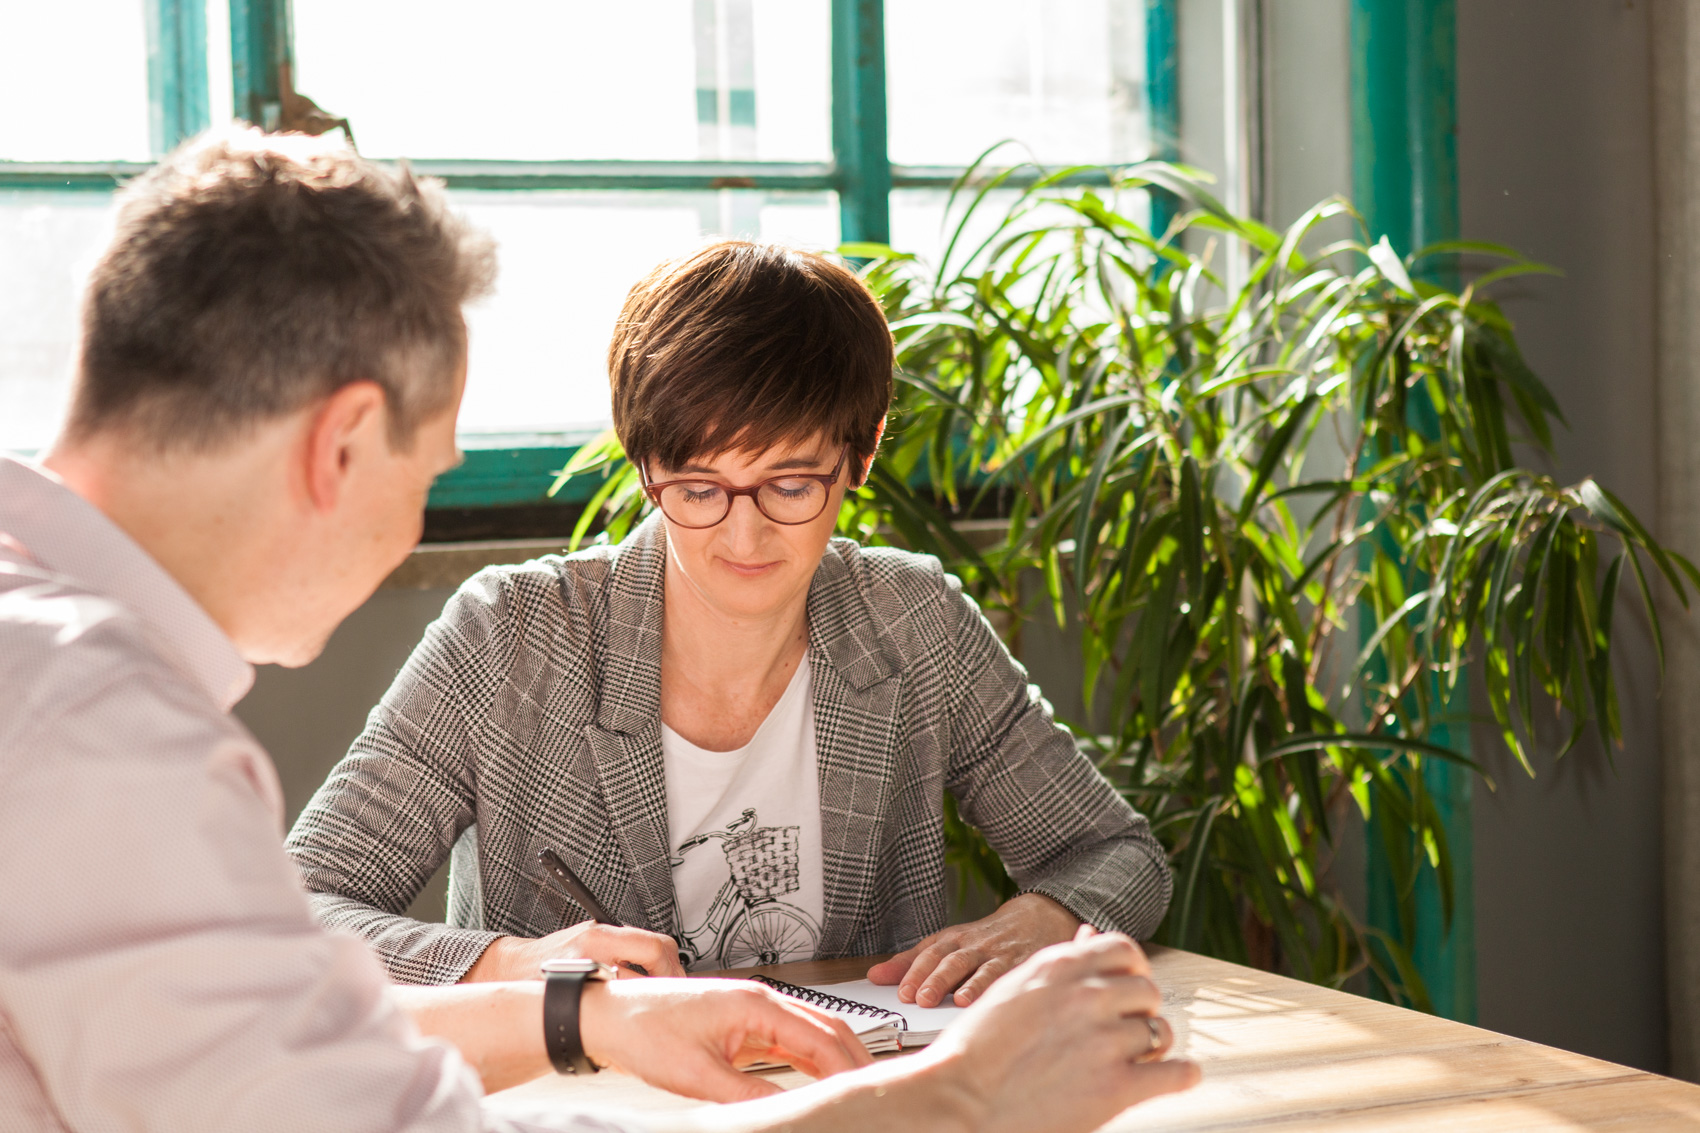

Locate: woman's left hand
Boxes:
[865,892,1086,1007]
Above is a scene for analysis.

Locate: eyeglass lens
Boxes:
[656,477,829,527]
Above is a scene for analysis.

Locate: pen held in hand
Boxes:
[537,847,650,976]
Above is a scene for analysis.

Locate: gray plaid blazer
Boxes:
[286,514,1172,984]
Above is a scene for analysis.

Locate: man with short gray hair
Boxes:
[0,126,1196,1132]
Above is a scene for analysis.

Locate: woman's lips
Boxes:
[720,558,781,576]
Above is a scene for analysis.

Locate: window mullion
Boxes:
[1146,0,1180,236]
[145,0,211,155]
[229,0,291,128]
[830,0,890,245]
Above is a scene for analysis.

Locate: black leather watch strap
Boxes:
[542,969,598,1075]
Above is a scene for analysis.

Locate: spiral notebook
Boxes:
[747,975,966,1060]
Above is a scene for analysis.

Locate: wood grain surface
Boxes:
[487,947,1700,1130]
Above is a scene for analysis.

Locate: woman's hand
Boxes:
[866,892,1082,1007]
[579,977,874,1101]
[460,922,686,982]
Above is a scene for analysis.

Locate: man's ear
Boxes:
[856,418,886,488]
[303,380,388,513]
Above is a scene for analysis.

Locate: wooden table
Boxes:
[487,947,1700,1130]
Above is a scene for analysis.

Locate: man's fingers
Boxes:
[1095,933,1152,978]
[917,947,984,1007]
[1123,1057,1202,1102]
[788,1004,875,1072]
[681,1055,785,1103]
[1117,1012,1174,1062]
[1041,932,1151,982]
[753,998,874,1077]
[1094,974,1164,1023]
[952,956,1010,1006]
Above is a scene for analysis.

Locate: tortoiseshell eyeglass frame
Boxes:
[640,446,851,528]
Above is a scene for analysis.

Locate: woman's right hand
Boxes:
[459,922,686,982]
[917,929,1200,1133]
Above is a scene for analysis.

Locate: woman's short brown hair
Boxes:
[607,240,893,480]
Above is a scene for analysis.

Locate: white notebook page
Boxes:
[803,978,967,1036]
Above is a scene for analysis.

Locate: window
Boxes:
[0,0,1174,521]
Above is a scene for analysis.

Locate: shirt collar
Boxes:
[0,455,254,710]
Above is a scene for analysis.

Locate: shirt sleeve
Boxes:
[0,636,640,1133]
[286,571,517,985]
[937,572,1174,938]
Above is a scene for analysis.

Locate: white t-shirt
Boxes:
[661,655,824,971]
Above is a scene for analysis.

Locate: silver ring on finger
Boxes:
[1144,1016,1163,1056]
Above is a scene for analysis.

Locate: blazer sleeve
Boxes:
[285,569,518,985]
[938,573,1173,938]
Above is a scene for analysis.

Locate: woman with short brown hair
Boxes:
[287,239,1172,1010]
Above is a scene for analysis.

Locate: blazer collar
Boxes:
[805,541,898,692]
[593,518,898,736]
[592,513,669,735]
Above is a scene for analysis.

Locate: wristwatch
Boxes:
[540,958,616,1075]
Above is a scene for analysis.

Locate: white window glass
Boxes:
[0,3,150,161]
[453,189,838,435]
[0,192,120,451]
[886,0,1149,167]
[205,0,235,132]
[0,189,838,449]
[891,187,1041,278]
[891,186,1149,293]
[291,0,830,162]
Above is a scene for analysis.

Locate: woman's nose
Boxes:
[723,492,769,546]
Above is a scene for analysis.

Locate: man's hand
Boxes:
[579,978,874,1102]
[460,922,686,983]
[914,928,1200,1133]
[866,892,1080,1007]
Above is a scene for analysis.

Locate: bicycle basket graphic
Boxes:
[722,825,801,902]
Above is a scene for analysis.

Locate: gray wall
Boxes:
[1457,0,1666,1074]
[237,587,455,921]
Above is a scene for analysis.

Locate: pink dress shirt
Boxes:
[0,457,633,1132]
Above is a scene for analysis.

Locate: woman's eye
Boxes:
[680,486,722,504]
[771,481,815,498]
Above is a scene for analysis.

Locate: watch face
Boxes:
[540,958,614,978]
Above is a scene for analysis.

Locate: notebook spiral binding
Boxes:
[750,975,908,1030]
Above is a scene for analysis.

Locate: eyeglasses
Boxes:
[641,447,850,529]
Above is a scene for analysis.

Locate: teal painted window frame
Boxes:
[1350,0,1475,1024]
[1,0,1180,515]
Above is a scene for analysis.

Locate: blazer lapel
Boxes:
[807,544,903,958]
[583,720,677,937]
[585,514,679,938]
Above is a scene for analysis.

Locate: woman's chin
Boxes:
[702,576,801,620]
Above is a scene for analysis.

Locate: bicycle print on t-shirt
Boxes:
[670,807,821,970]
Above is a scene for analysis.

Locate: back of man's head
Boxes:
[67,126,495,453]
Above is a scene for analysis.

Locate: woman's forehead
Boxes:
[663,434,836,476]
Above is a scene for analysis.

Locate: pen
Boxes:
[538,847,650,976]
[539,847,619,925]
